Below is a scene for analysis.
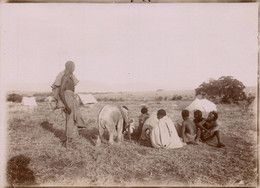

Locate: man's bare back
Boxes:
[181,110,199,144]
[182,118,197,135]
[61,74,75,92]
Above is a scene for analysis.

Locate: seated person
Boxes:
[123,118,135,140]
[193,110,204,141]
[136,107,149,140]
[196,111,225,148]
[150,109,184,149]
[181,110,199,144]
[140,111,157,140]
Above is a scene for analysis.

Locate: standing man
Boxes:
[54,61,85,145]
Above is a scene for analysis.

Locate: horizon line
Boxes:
[5,85,257,94]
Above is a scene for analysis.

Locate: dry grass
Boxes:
[5,95,258,187]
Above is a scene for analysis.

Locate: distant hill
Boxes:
[6,80,195,93]
[5,81,257,94]
[6,82,52,93]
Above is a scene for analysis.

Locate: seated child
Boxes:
[181,110,199,144]
[136,107,149,140]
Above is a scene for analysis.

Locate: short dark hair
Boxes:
[157,109,166,117]
[209,111,218,121]
[182,110,189,118]
[122,106,128,110]
[141,107,148,114]
[194,110,202,118]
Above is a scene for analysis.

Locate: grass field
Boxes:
[5,93,258,186]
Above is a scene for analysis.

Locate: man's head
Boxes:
[157,109,166,119]
[207,111,218,121]
[194,110,203,120]
[65,61,75,73]
[141,107,148,114]
[181,110,189,120]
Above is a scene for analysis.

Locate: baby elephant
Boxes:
[96,105,132,146]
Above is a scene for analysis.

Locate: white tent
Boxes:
[186,98,217,116]
[77,93,98,105]
[22,97,37,106]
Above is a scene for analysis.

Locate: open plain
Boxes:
[5,91,258,186]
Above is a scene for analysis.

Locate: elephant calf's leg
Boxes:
[116,119,124,144]
[96,135,101,146]
[108,128,116,145]
[96,127,105,146]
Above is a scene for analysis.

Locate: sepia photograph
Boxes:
[0,1,258,187]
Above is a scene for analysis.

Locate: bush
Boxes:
[246,95,255,105]
[155,96,163,101]
[102,97,108,101]
[7,93,23,103]
[172,95,182,100]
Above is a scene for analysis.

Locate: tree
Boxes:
[7,93,23,103]
[195,76,246,104]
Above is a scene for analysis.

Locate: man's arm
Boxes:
[59,74,71,114]
[195,128,201,142]
[204,121,215,129]
[181,121,188,142]
[209,121,220,132]
[197,119,209,132]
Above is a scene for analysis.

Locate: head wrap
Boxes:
[65,61,75,72]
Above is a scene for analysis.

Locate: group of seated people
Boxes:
[133,106,225,149]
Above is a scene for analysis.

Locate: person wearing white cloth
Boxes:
[150,109,184,149]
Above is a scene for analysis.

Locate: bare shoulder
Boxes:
[61,73,72,86]
[213,120,220,126]
[61,73,70,81]
[187,119,195,127]
[182,120,187,126]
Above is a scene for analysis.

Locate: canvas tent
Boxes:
[77,93,98,105]
[186,98,217,116]
[22,97,37,106]
[45,96,54,102]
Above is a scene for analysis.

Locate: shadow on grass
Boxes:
[137,139,152,148]
[79,127,101,146]
[78,126,148,147]
[6,154,36,186]
[79,127,134,146]
[40,121,65,141]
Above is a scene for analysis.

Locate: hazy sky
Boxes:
[1,3,258,91]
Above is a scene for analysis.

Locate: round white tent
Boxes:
[186,98,217,116]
